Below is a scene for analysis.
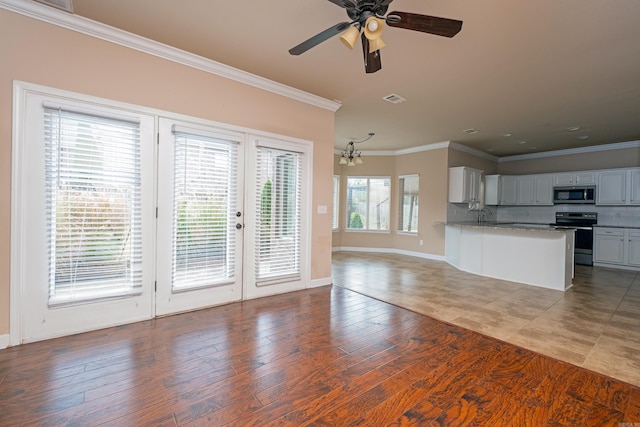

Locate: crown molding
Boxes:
[0,0,342,112]
[498,140,640,162]
[396,141,451,155]
[446,141,499,161]
[334,141,480,157]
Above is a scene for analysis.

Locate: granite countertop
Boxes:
[445,222,571,233]
[594,225,640,230]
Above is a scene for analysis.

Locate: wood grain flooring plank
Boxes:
[1,285,639,427]
[625,387,640,421]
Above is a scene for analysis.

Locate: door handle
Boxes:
[236,223,243,230]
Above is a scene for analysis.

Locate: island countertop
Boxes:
[445,222,570,232]
[444,223,575,291]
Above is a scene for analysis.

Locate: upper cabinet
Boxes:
[486,174,552,206]
[553,171,596,186]
[597,168,640,205]
[485,175,517,205]
[535,174,554,205]
[449,166,483,203]
[517,174,553,205]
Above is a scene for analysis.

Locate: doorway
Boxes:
[12,83,311,343]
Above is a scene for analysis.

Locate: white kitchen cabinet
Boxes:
[630,169,640,205]
[517,175,535,205]
[629,231,640,267]
[594,227,640,270]
[553,171,596,186]
[597,170,626,205]
[594,228,625,264]
[535,174,554,205]
[597,168,640,205]
[516,174,553,205]
[449,166,483,203]
[501,176,518,205]
[485,175,517,205]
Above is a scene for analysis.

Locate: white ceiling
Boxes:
[66,0,640,157]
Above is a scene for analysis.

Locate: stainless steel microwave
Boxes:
[553,186,596,204]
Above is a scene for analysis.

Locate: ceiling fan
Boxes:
[289,0,463,73]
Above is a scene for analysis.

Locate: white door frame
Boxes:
[9,81,314,345]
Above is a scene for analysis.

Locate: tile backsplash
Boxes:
[448,203,639,227]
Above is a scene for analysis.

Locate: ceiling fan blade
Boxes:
[361,33,382,73]
[327,0,348,8]
[289,22,351,55]
[386,11,462,38]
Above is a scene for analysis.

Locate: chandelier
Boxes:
[338,133,375,166]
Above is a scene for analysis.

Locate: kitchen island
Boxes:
[445,223,575,291]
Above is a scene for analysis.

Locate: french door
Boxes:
[155,119,244,315]
[155,123,311,313]
[14,84,311,343]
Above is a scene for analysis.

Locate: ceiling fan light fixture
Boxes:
[364,17,384,41]
[368,37,386,53]
[340,25,360,49]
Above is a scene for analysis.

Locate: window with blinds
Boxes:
[255,147,302,285]
[171,129,238,291]
[399,174,419,233]
[346,177,390,231]
[44,106,142,306]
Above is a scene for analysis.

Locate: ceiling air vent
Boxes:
[382,94,406,104]
[34,0,74,13]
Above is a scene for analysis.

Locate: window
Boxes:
[332,175,339,230]
[171,128,238,292]
[346,177,390,231]
[255,146,302,284]
[399,174,419,233]
[44,105,143,305]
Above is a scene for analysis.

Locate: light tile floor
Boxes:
[332,251,640,387]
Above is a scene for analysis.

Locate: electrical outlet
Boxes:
[419,240,424,246]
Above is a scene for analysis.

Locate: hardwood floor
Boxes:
[1,285,639,426]
[332,251,640,388]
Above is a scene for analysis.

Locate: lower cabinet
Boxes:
[594,227,640,269]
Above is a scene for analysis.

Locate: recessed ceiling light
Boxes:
[501,133,512,137]
[518,140,527,144]
[577,135,590,140]
[487,148,495,152]
[463,128,479,134]
[530,147,538,150]
[566,126,580,132]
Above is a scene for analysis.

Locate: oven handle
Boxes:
[554,226,593,230]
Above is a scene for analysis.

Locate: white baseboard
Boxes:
[0,334,11,350]
[593,262,640,272]
[309,277,332,288]
[332,246,446,262]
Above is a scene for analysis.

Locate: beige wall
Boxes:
[333,147,451,256]
[498,146,640,175]
[0,11,336,336]
[448,148,499,174]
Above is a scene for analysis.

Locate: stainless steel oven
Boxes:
[553,212,597,265]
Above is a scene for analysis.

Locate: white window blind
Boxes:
[44,106,142,306]
[255,147,302,285]
[171,129,238,291]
